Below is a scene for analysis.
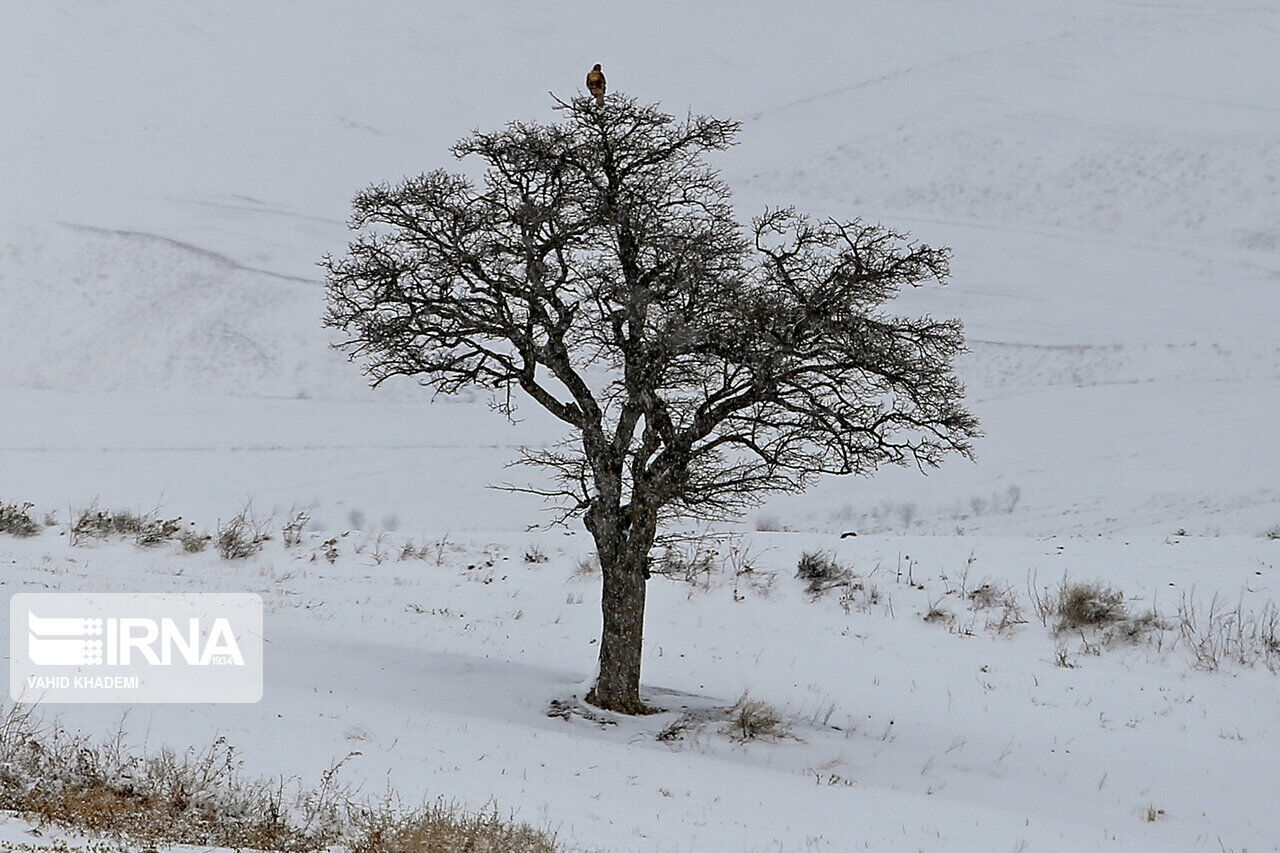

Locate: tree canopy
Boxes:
[325,94,979,712]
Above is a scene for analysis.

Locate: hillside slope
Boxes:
[2,1,1277,535]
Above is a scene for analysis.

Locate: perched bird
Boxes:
[586,63,606,106]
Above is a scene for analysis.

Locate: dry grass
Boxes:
[282,509,311,549]
[1029,574,1169,659]
[721,694,789,742]
[1056,582,1127,629]
[0,501,41,538]
[796,551,850,595]
[70,504,187,548]
[1177,592,1280,672]
[571,554,600,578]
[350,800,561,853]
[923,601,954,624]
[967,581,1026,633]
[654,543,717,586]
[178,526,211,552]
[216,503,271,559]
[1030,576,1129,633]
[0,704,562,852]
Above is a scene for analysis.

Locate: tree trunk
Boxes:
[585,550,652,714]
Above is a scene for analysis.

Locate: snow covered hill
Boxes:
[2,1,1279,850]
[4,0,1278,536]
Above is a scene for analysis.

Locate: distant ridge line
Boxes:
[56,221,322,286]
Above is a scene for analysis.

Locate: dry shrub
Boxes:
[721,693,789,742]
[796,551,850,594]
[0,501,41,538]
[1056,582,1127,629]
[1030,576,1128,633]
[923,602,953,624]
[1029,575,1169,656]
[282,509,311,549]
[216,503,271,560]
[656,546,716,584]
[967,581,1025,633]
[178,526,211,553]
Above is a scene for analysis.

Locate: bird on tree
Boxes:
[586,63,606,106]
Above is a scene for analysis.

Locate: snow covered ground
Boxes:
[3,529,1280,850]
[2,0,1279,849]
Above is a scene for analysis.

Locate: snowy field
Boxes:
[2,0,1279,850]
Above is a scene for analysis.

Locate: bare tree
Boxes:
[324,95,979,713]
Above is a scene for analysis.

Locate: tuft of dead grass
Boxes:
[721,693,790,742]
[1055,582,1127,629]
[0,501,42,538]
[1030,576,1130,633]
[571,554,600,578]
[966,580,1025,633]
[216,503,271,560]
[795,551,853,596]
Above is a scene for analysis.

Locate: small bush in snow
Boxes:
[1108,609,1164,644]
[133,516,183,547]
[838,581,883,615]
[1031,577,1127,632]
[796,551,850,594]
[923,601,954,624]
[401,534,455,566]
[70,506,112,544]
[216,505,270,560]
[398,539,430,561]
[523,544,548,564]
[722,693,789,742]
[315,536,341,564]
[0,501,41,538]
[178,526,211,553]
[655,542,717,585]
[1056,582,1127,629]
[968,581,1025,633]
[282,509,311,548]
[1030,575,1166,651]
[655,712,700,743]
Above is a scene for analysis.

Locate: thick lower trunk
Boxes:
[585,551,652,714]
